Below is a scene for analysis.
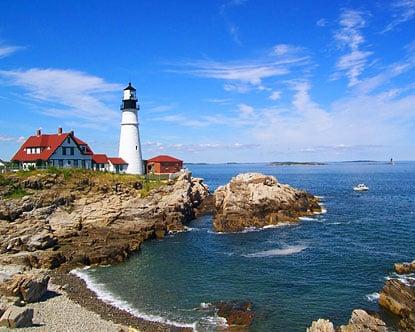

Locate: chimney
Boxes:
[36,128,42,136]
[70,130,74,136]
[58,127,63,135]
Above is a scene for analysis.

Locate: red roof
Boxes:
[92,154,108,164]
[12,132,94,162]
[73,137,93,155]
[147,155,183,163]
[108,157,127,165]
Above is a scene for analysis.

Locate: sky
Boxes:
[0,0,415,163]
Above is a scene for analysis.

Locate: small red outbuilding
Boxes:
[146,155,183,174]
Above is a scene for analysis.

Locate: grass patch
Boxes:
[4,187,31,199]
[0,175,12,186]
[140,179,165,197]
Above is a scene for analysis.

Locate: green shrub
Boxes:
[4,187,31,199]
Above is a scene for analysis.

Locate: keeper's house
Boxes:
[12,127,127,173]
[146,155,183,175]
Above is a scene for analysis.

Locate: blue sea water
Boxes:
[79,162,415,331]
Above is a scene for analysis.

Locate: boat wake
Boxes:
[243,244,308,258]
[70,268,197,330]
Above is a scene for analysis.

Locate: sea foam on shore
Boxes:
[70,267,197,330]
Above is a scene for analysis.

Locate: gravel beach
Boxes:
[10,282,127,332]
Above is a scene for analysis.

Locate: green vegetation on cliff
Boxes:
[0,168,166,199]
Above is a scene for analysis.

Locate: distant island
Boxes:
[268,161,327,166]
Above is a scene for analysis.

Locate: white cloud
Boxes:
[0,68,122,125]
[143,140,258,154]
[273,44,290,56]
[383,0,415,32]
[0,135,25,143]
[238,103,254,116]
[334,9,372,87]
[0,44,22,59]
[177,47,309,93]
[316,18,328,27]
[269,90,282,101]
[219,0,247,45]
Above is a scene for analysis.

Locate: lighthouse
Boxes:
[118,83,144,175]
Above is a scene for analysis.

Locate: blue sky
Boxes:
[0,0,415,162]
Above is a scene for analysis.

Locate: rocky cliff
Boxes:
[307,309,387,332]
[0,169,209,270]
[213,173,321,232]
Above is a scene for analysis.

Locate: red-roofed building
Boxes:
[12,128,128,173]
[146,155,183,174]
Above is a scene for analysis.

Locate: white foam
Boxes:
[198,302,212,310]
[243,244,308,258]
[314,205,327,214]
[70,268,196,330]
[366,292,380,302]
[298,217,314,221]
[386,272,415,286]
[209,223,292,235]
[198,315,228,330]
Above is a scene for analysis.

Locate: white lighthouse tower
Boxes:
[118,82,144,175]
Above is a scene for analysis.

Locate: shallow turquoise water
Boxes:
[81,162,415,331]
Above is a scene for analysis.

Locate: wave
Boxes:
[365,292,380,302]
[208,223,293,235]
[70,268,197,330]
[298,217,314,221]
[243,244,308,258]
[385,272,415,286]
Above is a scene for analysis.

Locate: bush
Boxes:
[4,187,31,199]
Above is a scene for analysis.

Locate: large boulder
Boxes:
[0,271,49,303]
[307,310,387,332]
[306,319,335,332]
[379,279,415,331]
[339,309,388,331]
[213,173,321,232]
[394,260,415,274]
[213,300,254,328]
[0,305,33,328]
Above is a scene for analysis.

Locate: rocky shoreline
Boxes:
[1,169,414,331]
[51,271,192,331]
[307,259,415,332]
[0,169,209,330]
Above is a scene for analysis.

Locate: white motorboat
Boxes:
[353,183,369,191]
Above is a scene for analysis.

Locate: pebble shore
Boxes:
[11,282,125,332]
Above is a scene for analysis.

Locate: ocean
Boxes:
[75,162,415,331]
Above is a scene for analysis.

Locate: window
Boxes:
[136,145,138,150]
[27,148,31,155]
[81,160,86,168]
[74,160,78,167]
[62,147,66,155]
[58,160,63,167]
[67,137,70,144]
[70,147,74,155]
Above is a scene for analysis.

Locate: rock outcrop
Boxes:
[0,271,49,303]
[213,300,254,328]
[339,309,388,332]
[307,310,387,332]
[0,170,209,269]
[306,319,335,332]
[0,305,33,328]
[379,279,415,331]
[213,173,321,232]
[394,260,415,274]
